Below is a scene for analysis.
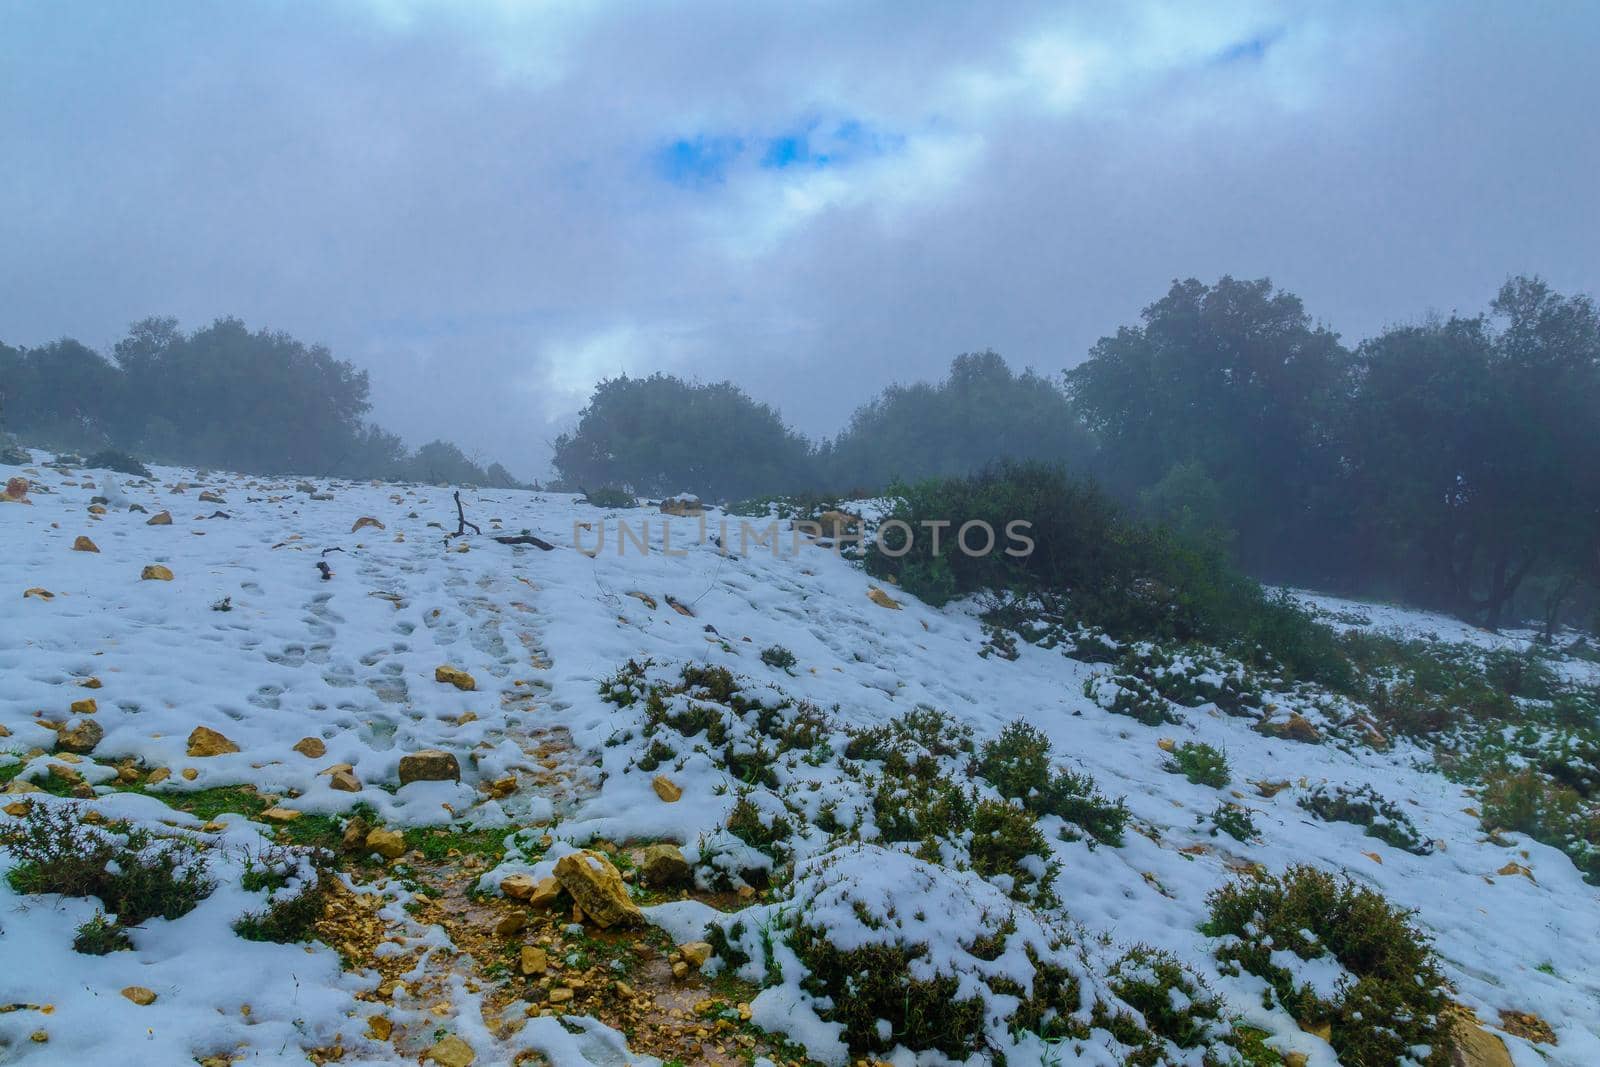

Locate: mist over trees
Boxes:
[0,316,525,486]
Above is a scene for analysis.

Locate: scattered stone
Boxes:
[366,1015,393,1042]
[671,961,688,980]
[499,873,538,900]
[519,946,547,975]
[423,1035,476,1067]
[187,726,239,757]
[434,665,476,691]
[640,843,690,888]
[198,491,225,504]
[626,591,657,609]
[351,516,385,532]
[70,698,97,715]
[866,586,902,610]
[398,749,461,785]
[652,775,683,803]
[72,536,99,553]
[659,494,704,517]
[494,912,527,938]
[140,564,174,581]
[292,737,327,758]
[548,987,574,1005]
[552,850,643,928]
[146,511,172,526]
[120,987,157,1006]
[1446,1007,1515,1067]
[1260,712,1321,744]
[365,827,406,860]
[328,768,362,792]
[23,587,54,600]
[678,941,713,967]
[80,677,102,689]
[180,767,198,781]
[55,718,104,754]
[146,768,170,784]
[260,806,302,824]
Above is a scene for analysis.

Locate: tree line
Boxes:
[0,316,526,488]
[552,275,1600,632]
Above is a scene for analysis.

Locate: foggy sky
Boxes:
[3,1,1597,479]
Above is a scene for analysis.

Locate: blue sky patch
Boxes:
[656,119,901,186]
[1213,27,1283,66]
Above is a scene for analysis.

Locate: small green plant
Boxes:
[73,912,133,955]
[1165,742,1230,787]
[233,845,332,944]
[968,799,1059,905]
[1202,803,1257,842]
[1204,865,1450,1065]
[1102,946,1227,1057]
[581,486,637,508]
[977,721,1128,845]
[84,449,153,478]
[1298,784,1433,855]
[759,645,798,673]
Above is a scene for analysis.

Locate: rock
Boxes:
[120,986,157,1006]
[651,775,683,803]
[678,941,713,967]
[1498,1010,1556,1045]
[351,516,385,532]
[423,1035,476,1067]
[494,911,527,937]
[1447,1008,1516,1067]
[146,511,172,526]
[70,698,97,715]
[55,718,104,754]
[80,677,102,689]
[332,819,368,855]
[141,564,174,581]
[145,768,170,784]
[292,737,327,758]
[640,843,690,888]
[187,726,239,757]
[365,826,406,859]
[1261,712,1322,744]
[552,850,642,928]
[23,587,54,600]
[198,491,225,504]
[1285,1055,1309,1067]
[181,767,198,781]
[399,749,461,785]
[3,781,43,795]
[1,477,30,503]
[72,536,99,553]
[520,946,547,975]
[260,806,302,824]
[658,494,704,517]
[434,665,476,691]
[328,768,362,792]
[366,1015,393,1042]
[548,987,574,1005]
[671,960,688,979]
[866,586,902,610]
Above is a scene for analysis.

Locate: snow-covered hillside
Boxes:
[2,454,1596,1066]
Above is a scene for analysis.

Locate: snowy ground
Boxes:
[2,454,1597,1065]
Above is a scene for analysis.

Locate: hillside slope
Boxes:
[1,454,1595,1066]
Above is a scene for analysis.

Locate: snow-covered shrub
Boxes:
[1165,742,1231,788]
[1,802,215,929]
[977,720,1130,846]
[1085,671,1184,726]
[1480,767,1600,882]
[1101,946,1232,1065]
[1297,783,1433,855]
[1200,802,1258,843]
[233,844,332,944]
[1204,865,1449,1065]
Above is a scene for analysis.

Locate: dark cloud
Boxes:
[3,1,1596,478]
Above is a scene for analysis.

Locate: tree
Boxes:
[824,351,1093,490]
[1067,277,1350,577]
[552,374,815,500]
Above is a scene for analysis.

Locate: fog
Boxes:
[3,0,1597,477]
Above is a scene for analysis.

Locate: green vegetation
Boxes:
[1165,742,1230,788]
[1298,784,1433,855]
[759,644,798,673]
[1204,866,1449,1065]
[2,804,215,930]
[976,721,1130,846]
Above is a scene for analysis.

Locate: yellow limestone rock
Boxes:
[365,826,407,859]
[552,850,642,928]
[146,510,172,526]
[260,807,302,824]
[866,586,902,609]
[678,941,714,967]
[423,1035,476,1066]
[120,986,157,1006]
[72,536,99,553]
[434,665,476,691]
[23,587,55,599]
[351,516,385,532]
[187,726,239,756]
[1,477,30,503]
[520,946,547,975]
[141,564,174,581]
[652,775,683,803]
[69,698,97,715]
[292,737,327,758]
[55,719,104,754]
[398,749,461,785]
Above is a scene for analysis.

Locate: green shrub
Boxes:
[1202,803,1257,842]
[968,799,1059,905]
[976,721,1128,845]
[1204,866,1449,1065]
[759,645,798,673]
[233,846,332,944]
[2,804,214,928]
[1166,742,1230,788]
[73,913,133,955]
[869,462,1350,687]
[581,486,637,508]
[1298,784,1433,855]
[84,449,152,478]
[1044,769,1129,847]
[726,795,794,863]
[1481,769,1600,882]
[1103,946,1228,1060]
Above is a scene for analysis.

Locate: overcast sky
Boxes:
[3,1,1597,478]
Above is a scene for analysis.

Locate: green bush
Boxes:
[976,721,1128,845]
[1165,742,1231,788]
[73,912,133,955]
[84,449,153,478]
[1204,866,1449,1065]
[968,799,1059,905]
[1298,784,1433,855]
[1103,946,1228,1060]
[581,486,637,508]
[1481,769,1600,882]
[2,804,215,928]
[759,645,798,673]
[868,462,1350,687]
[233,846,332,944]
[1202,803,1257,842]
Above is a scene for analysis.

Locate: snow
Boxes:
[2,450,1598,1064]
